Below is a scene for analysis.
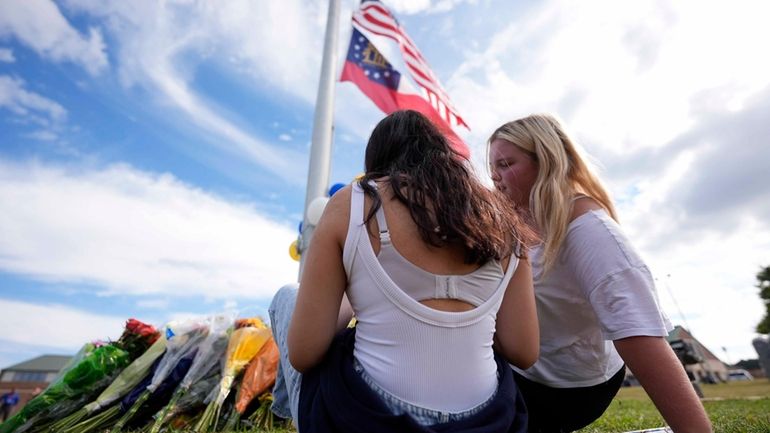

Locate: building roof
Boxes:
[2,355,72,373]
[667,325,723,363]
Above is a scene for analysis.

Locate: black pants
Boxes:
[1,404,11,422]
[513,366,625,433]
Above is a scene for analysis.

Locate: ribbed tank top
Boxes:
[343,183,518,412]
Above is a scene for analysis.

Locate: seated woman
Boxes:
[269,110,539,432]
[488,113,712,433]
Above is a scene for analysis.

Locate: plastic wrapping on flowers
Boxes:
[222,335,279,431]
[0,344,131,433]
[194,318,271,432]
[234,336,279,414]
[45,333,168,432]
[155,363,221,428]
[108,318,209,432]
[148,313,234,433]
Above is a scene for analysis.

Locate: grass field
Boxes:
[577,379,770,433]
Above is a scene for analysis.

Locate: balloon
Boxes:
[298,221,303,233]
[328,182,345,197]
[306,196,329,226]
[289,240,300,261]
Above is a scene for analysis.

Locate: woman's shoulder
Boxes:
[569,195,604,223]
[318,184,353,242]
[562,198,647,275]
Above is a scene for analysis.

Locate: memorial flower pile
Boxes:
[0,314,282,433]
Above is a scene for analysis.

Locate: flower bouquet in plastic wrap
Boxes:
[107,317,209,432]
[48,334,167,433]
[153,362,221,431]
[222,331,279,431]
[194,317,271,432]
[147,313,234,433]
[0,318,159,433]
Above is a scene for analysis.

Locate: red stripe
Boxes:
[353,3,470,130]
[353,16,446,99]
[359,8,420,58]
[354,12,464,125]
[358,10,430,73]
[340,60,469,159]
[360,4,431,66]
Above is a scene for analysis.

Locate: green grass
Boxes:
[578,379,770,433]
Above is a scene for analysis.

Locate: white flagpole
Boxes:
[299,0,341,278]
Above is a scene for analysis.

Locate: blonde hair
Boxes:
[489,113,617,273]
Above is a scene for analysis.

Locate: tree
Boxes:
[757,265,770,334]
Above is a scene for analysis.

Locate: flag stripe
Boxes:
[352,16,464,127]
[340,59,469,158]
[353,2,468,128]
[354,9,448,100]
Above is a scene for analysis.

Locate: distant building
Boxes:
[0,355,72,418]
[667,325,729,383]
[734,356,767,379]
[623,325,730,387]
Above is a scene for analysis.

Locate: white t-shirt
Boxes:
[514,209,673,388]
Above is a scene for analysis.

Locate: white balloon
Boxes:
[306,196,329,226]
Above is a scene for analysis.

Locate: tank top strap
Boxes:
[343,183,366,275]
[374,204,392,246]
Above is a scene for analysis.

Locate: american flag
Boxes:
[352,0,469,131]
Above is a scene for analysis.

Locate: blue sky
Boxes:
[1,0,770,369]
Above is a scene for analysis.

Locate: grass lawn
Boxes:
[577,379,770,433]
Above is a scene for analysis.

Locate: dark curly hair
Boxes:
[359,110,534,264]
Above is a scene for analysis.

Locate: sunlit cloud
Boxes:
[0,75,66,123]
[0,0,108,75]
[0,159,299,300]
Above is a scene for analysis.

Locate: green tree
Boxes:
[757,265,770,334]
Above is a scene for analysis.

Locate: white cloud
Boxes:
[452,0,770,161]
[0,0,108,75]
[25,130,59,141]
[385,0,473,15]
[0,75,66,123]
[0,299,126,350]
[278,133,292,142]
[0,48,14,62]
[0,159,299,300]
[135,298,170,310]
[53,0,329,182]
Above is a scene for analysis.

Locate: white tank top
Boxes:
[343,183,518,411]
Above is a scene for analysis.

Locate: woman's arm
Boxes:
[614,336,712,433]
[495,257,539,369]
[287,187,351,373]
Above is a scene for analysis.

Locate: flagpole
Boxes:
[299,0,341,279]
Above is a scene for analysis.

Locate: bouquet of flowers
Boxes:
[147,314,234,433]
[108,318,208,432]
[0,319,159,433]
[222,335,279,431]
[48,333,167,432]
[151,363,221,430]
[194,317,271,432]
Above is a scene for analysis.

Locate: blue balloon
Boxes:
[328,182,345,196]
